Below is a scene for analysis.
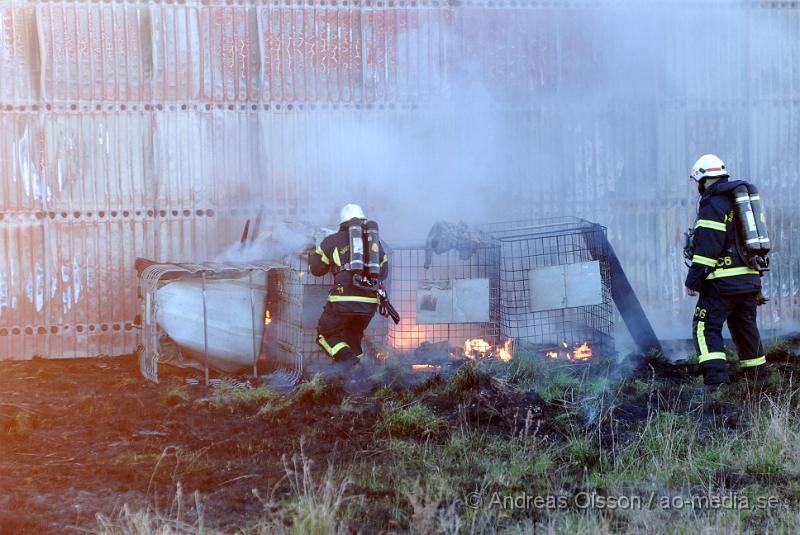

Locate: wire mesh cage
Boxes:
[136,260,301,385]
[387,244,502,354]
[267,254,390,366]
[480,217,615,355]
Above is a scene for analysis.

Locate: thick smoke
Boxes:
[224,1,797,337]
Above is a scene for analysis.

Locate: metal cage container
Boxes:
[269,253,391,366]
[137,260,302,385]
[387,244,502,354]
[480,217,615,355]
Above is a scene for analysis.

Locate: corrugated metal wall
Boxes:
[1,1,798,359]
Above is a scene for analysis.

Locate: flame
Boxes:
[464,338,493,359]
[572,342,592,361]
[496,339,513,362]
[264,310,272,326]
[545,341,593,361]
[463,338,514,361]
[411,364,443,372]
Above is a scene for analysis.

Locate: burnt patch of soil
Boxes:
[0,356,375,533]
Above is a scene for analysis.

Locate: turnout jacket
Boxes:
[685,179,762,296]
[309,222,389,315]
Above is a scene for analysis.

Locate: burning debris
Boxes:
[411,364,444,373]
[463,338,513,362]
[405,338,514,376]
[545,341,594,362]
[136,216,648,387]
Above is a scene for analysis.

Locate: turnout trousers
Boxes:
[693,287,766,385]
[316,303,373,365]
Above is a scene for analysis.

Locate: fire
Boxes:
[545,341,593,361]
[411,364,443,372]
[464,338,493,359]
[463,338,514,361]
[264,310,272,326]
[496,339,513,362]
[572,342,592,361]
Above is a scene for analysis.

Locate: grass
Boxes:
[95,484,214,535]
[97,342,800,534]
[204,381,282,413]
[295,373,329,402]
[380,401,447,438]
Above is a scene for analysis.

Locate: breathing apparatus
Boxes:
[683,156,771,273]
[341,216,400,324]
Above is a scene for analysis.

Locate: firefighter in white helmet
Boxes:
[685,154,767,388]
[309,204,389,369]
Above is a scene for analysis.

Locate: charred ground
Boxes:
[1,340,799,534]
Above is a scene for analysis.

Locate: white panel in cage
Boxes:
[529,261,603,312]
[155,273,267,373]
[416,279,490,324]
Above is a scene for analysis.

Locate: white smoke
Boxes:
[215,221,336,265]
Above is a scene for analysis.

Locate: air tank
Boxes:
[365,220,381,278]
[746,183,771,256]
[732,185,761,257]
[347,219,365,272]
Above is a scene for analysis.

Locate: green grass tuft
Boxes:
[381,402,446,438]
[446,361,481,393]
[207,381,281,412]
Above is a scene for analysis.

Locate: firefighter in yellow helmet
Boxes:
[685,154,767,388]
[309,204,389,368]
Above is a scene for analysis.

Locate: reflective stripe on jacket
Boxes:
[685,179,761,296]
[309,222,389,315]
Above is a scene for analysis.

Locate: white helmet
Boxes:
[690,154,728,182]
[340,203,366,223]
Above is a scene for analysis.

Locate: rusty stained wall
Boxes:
[0,1,799,359]
[0,0,453,358]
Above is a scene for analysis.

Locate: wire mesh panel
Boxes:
[136,260,300,384]
[387,244,501,353]
[268,253,390,366]
[480,218,614,354]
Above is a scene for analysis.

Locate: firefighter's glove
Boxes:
[756,292,769,306]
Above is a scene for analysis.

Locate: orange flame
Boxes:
[572,342,593,361]
[264,310,272,326]
[411,364,443,372]
[464,338,493,359]
[464,338,514,361]
[496,339,513,362]
[545,341,593,361]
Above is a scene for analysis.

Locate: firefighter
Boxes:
[685,154,766,387]
[309,204,389,369]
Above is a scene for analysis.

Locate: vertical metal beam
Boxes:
[201,269,209,385]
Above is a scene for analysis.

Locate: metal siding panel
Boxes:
[2,1,800,361]
[0,4,38,105]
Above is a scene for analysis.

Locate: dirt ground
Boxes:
[1,340,798,534]
[0,356,375,534]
